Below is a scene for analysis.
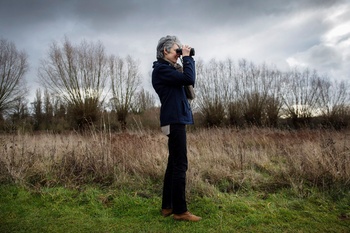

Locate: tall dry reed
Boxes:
[0,128,349,195]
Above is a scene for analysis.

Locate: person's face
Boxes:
[164,43,180,64]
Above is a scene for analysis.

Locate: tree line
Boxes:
[195,58,350,129]
[1,37,349,132]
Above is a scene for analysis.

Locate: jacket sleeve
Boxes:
[156,57,195,87]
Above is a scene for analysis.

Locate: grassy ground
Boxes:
[1,128,349,232]
[1,184,349,233]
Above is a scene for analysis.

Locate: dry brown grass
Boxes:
[0,128,349,195]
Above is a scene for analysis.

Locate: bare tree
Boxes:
[43,89,54,128]
[197,58,282,127]
[237,60,265,126]
[10,96,30,132]
[32,89,43,130]
[235,59,280,126]
[263,67,284,127]
[38,37,108,129]
[132,88,156,114]
[317,78,350,128]
[109,55,141,129]
[196,58,231,126]
[281,67,320,128]
[0,38,28,116]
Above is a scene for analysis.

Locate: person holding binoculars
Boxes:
[152,35,201,222]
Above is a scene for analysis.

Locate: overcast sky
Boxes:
[1,0,350,100]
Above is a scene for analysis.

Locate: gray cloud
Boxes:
[0,0,349,99]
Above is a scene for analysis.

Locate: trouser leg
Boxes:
[161,124,188,214]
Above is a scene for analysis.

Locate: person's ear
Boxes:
[163,48,168,55]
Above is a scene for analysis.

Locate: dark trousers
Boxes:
[162,124,188,214]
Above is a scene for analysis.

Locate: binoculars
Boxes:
[176,48,195,56]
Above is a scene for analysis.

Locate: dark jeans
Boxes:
[162,124,188,214]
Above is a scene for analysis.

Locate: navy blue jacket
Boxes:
[152,57,195,126]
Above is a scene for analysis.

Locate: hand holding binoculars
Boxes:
[176,48,195,56]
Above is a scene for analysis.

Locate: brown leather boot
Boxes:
[161,209,173,217]
[173,211,201,222]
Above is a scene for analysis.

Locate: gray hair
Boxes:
[156,35,181,59]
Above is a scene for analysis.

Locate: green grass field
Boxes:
[1,129,349,232]
[1,184,349,233]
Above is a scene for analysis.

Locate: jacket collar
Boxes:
[157,58,175,66]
